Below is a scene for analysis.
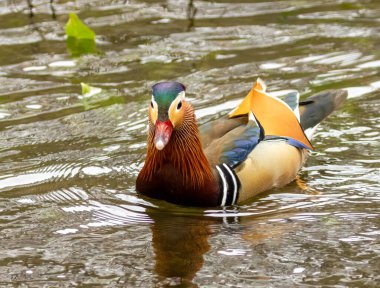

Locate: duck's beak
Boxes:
[154,120,173,150]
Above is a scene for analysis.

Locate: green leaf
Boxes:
[65,13,95,40]
[78,83,124,113]
[80,82,102,98]
[79,83,102,111]
[65,13,97,56]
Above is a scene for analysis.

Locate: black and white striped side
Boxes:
[215,163,241,206]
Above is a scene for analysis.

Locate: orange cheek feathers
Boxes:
[168,100,185,128]
[150,107,158,124]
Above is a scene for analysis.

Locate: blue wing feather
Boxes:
[286,138,312,150]
[264,136,312,150]
[204,90,305,168]
[219,125,261,168]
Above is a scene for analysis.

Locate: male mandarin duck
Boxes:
[136,79,347,207]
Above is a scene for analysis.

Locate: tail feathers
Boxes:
[300,90,347,130]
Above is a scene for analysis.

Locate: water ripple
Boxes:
[88,201,153,226]
[0,0,379,286]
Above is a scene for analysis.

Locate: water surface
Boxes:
[0,0,379,286]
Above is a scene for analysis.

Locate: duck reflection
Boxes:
[148,210,215,286]
[145,178,314,286]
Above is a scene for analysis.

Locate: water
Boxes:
[0,0,379,286]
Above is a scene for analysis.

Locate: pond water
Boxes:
[0,0,379,286]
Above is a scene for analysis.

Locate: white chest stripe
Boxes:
[223,163,238,204]
[215,165,227,207]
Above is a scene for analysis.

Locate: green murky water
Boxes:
[0,0,379,287]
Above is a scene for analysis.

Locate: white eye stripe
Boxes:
[151,95,158,108]
[177,91,185,100]
[176,91,185,111]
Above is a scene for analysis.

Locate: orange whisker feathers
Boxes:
[138,103,214,190]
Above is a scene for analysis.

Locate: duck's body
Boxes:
[136,79,347,206]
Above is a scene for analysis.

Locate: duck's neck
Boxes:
[142,110,214,188]
[137,105,219,205]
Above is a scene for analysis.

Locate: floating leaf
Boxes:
[79,83,123,112]
[79,83,104,110]
[65,13,97,56]
[66,13,95,40]
[80,82,102,98]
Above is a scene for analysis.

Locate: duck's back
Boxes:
[198,89,347,203]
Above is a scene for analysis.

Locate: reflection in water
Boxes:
[26,0,56,19]
[0,0,379,286]
[148,210,213,286]
[187,0,197,31]
[147,207,303,286]
[26,0,33,17]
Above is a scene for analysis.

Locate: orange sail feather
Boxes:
[229,79,314,150]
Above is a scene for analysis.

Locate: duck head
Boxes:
[150,81,187,150]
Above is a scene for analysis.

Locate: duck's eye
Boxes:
[177,101,182,110]
[150,101,154,109]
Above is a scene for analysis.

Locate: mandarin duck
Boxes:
[136,79,347,207]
